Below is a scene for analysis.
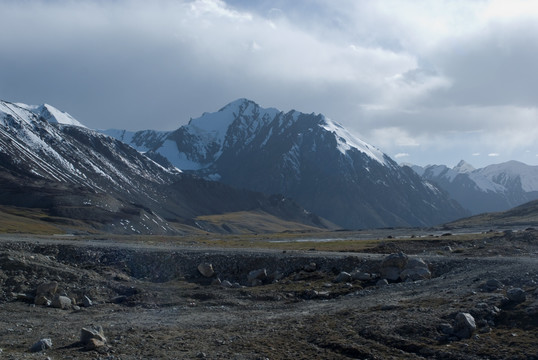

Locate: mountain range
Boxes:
[0,100,329,234]
[7,97,535,233]
[411,160,538,215]
[103,98,467,229]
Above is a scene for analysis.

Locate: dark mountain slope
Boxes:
[105,99,468,229]
[0,100,330,234]
[444,199,538,229]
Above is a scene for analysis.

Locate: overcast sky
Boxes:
[1,0,537,168]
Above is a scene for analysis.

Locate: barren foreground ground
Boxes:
[0,229,537,359]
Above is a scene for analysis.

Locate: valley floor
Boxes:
[0,229,537,359]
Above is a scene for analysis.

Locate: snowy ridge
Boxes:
[191,98,280,149]
[453,160,475,174]
[411,159,538,215]
[479,160,538,193]
[0,100,173,189]
[98,98,467,228]
[16,103,86,127]
[186,99,389,167]
[101,129,168,153]
[1,99,333,234]
[320,116,387,165]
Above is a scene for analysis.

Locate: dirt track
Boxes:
[0,230,537,359]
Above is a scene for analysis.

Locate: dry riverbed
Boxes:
[0,229,537,359]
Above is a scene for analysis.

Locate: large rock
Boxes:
[406,258,428,269]
[381,267,401,281]
[454,312,476,339]
[247,268,267,282]
[197,263,215,278]
[381,252,408,269]
[506,288,526,303]
[380,252,408,281]
[400,258,431,281]
[334,271,352,283]
[85,337,106,350]
[400,267,431,281]
[351,271,378,281]
[51,295,72,310]
[80,325,107,345]
[82,295,93,307]
[30,338,52,352]
[481,279,504,292]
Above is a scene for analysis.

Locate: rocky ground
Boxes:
[0,229,537,359]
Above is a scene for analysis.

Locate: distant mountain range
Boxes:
[11,97,536,233]
[0,100,329,234]
[410,160,538,215]
[103,98,467,229]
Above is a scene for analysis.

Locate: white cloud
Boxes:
[0,0,537,167]
[394,153,410,159]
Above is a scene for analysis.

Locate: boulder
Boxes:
[481,279,504,291]
[334,271,352,283]
[380,252,408,280]
[197,263,215,278]
[249,279,263,287]
[381,267,401,281]
[506,288,526,304]
[303,262,317,272]
[84,338,106,350]
[381,252,408,269]
[51,295,72,310]
[376,279,389,287]
[247,268,267,282]
[268,270,285,282]
[399,257,431,281]
[454,312,476,339]
[30,338,52,352]
[80,325,107,345]
[406,258,428,269]
[221,280,233,288]
[82,295,93,307]
[351,271,377,281]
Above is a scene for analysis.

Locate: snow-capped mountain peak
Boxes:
[453,160,475,174]
[102,98,467,228]
[411,158,538,215]
[480,160,538,193]
[187,98,279,147]
[16,103,86,128]
[320,116,387,165]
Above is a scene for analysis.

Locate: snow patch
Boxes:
[156,140,200,170]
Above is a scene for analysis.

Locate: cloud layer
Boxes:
[1,0,537,167]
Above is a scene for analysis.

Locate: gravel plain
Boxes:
[0,229,537,359]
